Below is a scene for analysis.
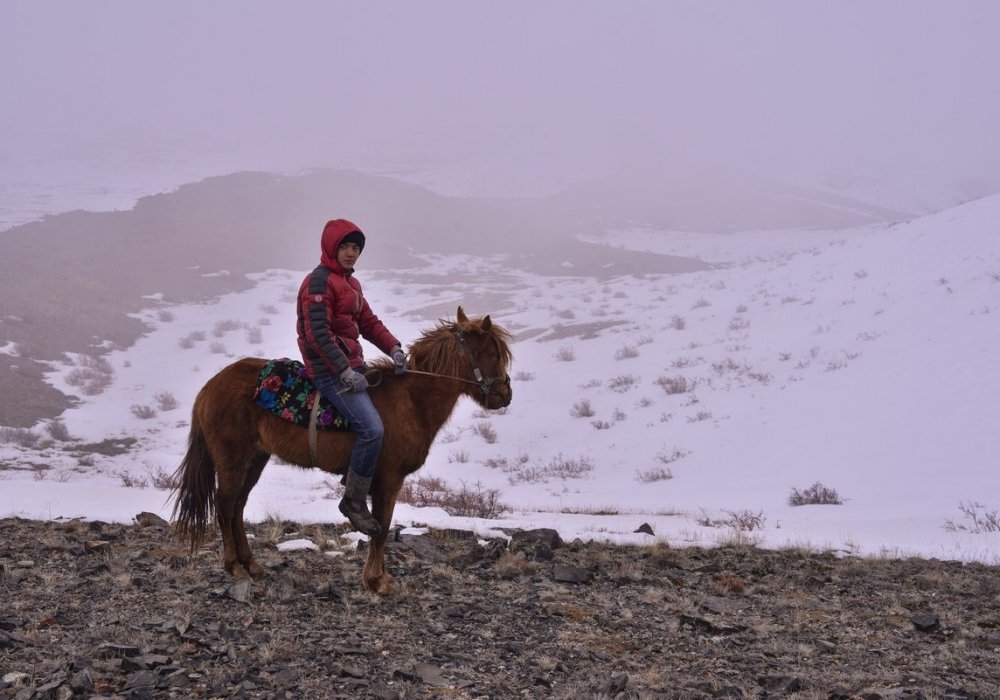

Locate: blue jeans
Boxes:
[313,371,384,478]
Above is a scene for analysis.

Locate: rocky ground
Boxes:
[2,515,999,699]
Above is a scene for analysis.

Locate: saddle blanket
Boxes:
[253,358,351,431]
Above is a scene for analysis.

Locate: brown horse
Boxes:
[171,307,512,593]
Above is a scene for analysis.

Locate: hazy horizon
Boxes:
[3,1,1000,218]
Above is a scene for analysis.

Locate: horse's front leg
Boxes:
[363,474,402,594]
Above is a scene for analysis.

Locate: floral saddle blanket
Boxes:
[252,358,351,431]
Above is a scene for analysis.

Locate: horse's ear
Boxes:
[456,306,468,324]
[481,315,492,333]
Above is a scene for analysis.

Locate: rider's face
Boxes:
[337,242,361,269]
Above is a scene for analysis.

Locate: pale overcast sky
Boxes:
[2,1,999,201]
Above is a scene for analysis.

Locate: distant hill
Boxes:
[0,167,902,427]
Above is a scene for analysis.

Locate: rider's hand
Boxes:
[391,346,408,371]
[339,368,369,393]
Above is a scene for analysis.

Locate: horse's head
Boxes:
[453,306,513,410]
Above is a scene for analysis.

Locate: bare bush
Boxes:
[570,399,595,418]
[209,341,227,354]
[554,347,575,362]
[448,450,470,464]
[150,466,179,490]
[698,509,767,531]
[687,410,713,423]
[157,310,175,322]
[0,427,41,448]
[591,420,612,430]
[615,345,639,360]
[259,303,279,315]
[728,317,751,332]
[657,448,689,465]
[552,308,575,320]
[636,467,673,483]
[655,375,695,395]
[472,422,498,444]
[130,404,157,420]
[691,298,711,310]
[788,482,843,506]
[513,371,535,381]
[178,330,207,349]
[154,391,178,411]
[943,501,1000,533]
[246,326,264,344]
[46,419,73,442]
[213,319,243,337]
[115,470,149,488]
[607,375,638,393]
[508,455,594,485]
[65,354,114,396]
[397,477,509,518]
[670,315,686,330]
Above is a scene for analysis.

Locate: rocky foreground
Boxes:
[1,515,999,699]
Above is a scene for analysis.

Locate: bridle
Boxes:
[399,330,508,400]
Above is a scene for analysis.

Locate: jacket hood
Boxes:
[320,219,365,271]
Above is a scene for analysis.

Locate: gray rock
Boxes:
[225,580,254,604]
[635,522,654,535]
[911,612,940,632]
[134,512,168,528]
[552,564,593,584]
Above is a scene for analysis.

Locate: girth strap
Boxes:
[308,389,322,468]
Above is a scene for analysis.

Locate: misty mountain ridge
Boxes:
[0,166,975,428]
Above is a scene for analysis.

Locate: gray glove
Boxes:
[391,346,408,371]
[339,368,369,393]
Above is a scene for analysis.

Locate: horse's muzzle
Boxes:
[486,375,512,409]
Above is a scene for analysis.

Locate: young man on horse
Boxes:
[297,218,407,537]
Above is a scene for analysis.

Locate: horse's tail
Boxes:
[171,405,216,552]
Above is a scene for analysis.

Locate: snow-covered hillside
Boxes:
[2,195,998,562]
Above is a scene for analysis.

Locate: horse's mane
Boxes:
[370,315,512,378]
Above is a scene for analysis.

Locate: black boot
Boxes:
[339,471,381,538]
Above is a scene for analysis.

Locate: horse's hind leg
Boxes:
[233,452,270,579]
[215,452,259,580]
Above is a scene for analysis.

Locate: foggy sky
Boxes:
[2,1,999,203]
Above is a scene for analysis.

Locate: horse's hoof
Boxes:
[230,564,250,581]
[246,561,265,580]
[364,573,395,595]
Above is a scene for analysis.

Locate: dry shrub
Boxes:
[130,404,157,420]
[472,421,498,444]
[607,375,638,393]
[154,391,178,411]
[397,477,509,518]
[212,319,243,337]
[115,470,149,488]
[656,375,695,395]
[697,509,766,531]
[508,455,594,485]
[0,427,41,448]
[717,573,746,594]
[636,467,672,483]
[65,355,114,395]
[570,399,595,418]
[493,551,540,579]
[46,419,73,442]
[944,501,1000,533]
[788,482,843,506]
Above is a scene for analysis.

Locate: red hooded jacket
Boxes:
[296,219,400,381]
